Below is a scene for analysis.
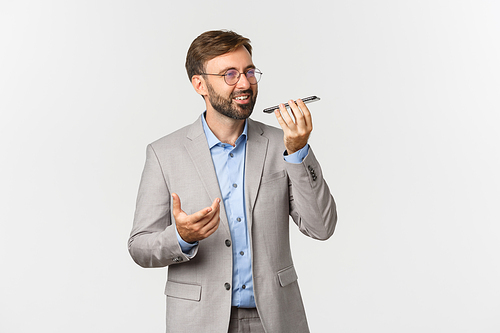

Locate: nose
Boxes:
[235,72,251,89]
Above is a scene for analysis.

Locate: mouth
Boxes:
[233,94,251,104]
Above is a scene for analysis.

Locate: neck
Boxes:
[205,109,246,147]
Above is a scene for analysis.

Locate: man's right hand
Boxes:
[172,193,221,244]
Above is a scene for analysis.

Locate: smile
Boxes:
[234,95,249,100]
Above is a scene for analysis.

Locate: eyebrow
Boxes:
[217,64,256,75]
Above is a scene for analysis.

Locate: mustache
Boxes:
[230,89,254,99]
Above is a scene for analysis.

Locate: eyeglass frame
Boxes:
[199,68,262,86]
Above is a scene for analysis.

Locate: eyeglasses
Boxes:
[200,68,262,86]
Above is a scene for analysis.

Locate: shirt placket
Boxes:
[226,141,252,307]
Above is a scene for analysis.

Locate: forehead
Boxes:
[205,46,254,73]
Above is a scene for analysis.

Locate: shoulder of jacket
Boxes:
[149,115,203,149]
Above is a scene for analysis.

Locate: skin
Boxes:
[275,99,313,155]
[174,45,313,243]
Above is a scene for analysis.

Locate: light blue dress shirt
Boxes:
[176,113,309,308]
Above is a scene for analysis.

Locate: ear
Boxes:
[191,75,208,96]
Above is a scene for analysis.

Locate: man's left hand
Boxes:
[274,99,313,155]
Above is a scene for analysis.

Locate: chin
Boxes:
[233,103,254,119]
[211,100,255,120]
[224,108,253,120]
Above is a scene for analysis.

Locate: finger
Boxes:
[189,204,214,223]
[274,107,289,131]
[210,197,221,211]
[278,103,296,129]
[189,197,220,223]
[199,198,220,222]
[199,209,220,235]
[203,217,220,237]
[296,99,312,129]
[288,100,306,127]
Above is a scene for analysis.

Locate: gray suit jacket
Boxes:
[129,115,337,333]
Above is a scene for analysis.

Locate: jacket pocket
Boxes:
[261,170,286,185]
[277,265,298,287]
[165,280,202,301]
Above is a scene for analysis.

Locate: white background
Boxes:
[1,1,499,332]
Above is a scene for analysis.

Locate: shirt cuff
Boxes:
[175,226,198,255]
[284,144,309,164]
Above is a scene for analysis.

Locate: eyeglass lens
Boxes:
[225,69,261,85]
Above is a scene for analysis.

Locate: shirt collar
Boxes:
[201,111,248,149]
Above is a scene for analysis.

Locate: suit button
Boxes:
[225,239,231,247]
[225,283,231,290]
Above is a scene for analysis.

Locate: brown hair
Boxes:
[185,30,252,81]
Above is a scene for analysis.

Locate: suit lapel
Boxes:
[184,116,230,235]
[245,119,269,230]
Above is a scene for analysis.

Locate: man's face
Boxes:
[202,46,258,120]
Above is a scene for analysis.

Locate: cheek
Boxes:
[210,85,232,101]
[219,85,234,98]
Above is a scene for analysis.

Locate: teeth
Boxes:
[235,96,249,100]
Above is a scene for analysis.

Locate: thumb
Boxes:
[172,193,183,216]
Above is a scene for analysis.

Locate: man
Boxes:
[129,30,337,333]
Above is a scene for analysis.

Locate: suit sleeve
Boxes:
[128,144,198,267]
[285,147,338,240]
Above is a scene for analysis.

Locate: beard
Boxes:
[206,81,257,120]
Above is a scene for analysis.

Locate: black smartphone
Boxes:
[263,96,321,113]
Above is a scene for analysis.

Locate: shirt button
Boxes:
[240,251,244,256]
[225,239,231,247]
[230,153,234,157]
[236,217,241,222]
[225,283,231,290]
[242,285,246,289]
[232,183,237,188]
